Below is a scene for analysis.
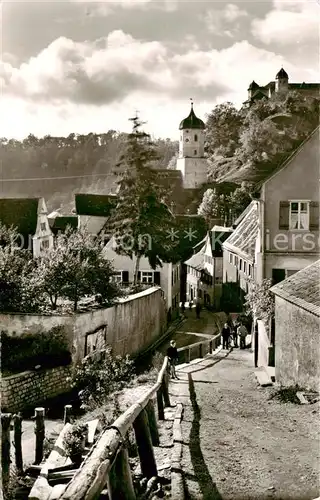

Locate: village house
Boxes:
[222,126,319,369]
[270,260,320,391]
[76,193,117,234]
[47,210,78,236]
[223,125,320,292]
[102,236,180,321]
[185,225,233,309]
[243,67,320,107]
[0,197,53,257]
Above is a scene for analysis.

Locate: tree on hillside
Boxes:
[197,188,222,224]
[35,228,122,311]
[205,102,243,158]
[107,114,177,284]
[228,181,254,219]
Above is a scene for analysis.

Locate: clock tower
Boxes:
[176,101,208,189]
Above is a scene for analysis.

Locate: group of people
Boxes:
[221,320,248,350]
[181,300,202,319]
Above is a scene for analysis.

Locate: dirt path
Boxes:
[170,348,320,500]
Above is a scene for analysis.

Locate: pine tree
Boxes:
[107,114,177,285]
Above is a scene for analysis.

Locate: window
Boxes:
[41,239,49,250]
[194,150,197,155]
[248,264,252,277]
[272,268,285,285]
[141,271,154,284]
[243,261,247,274]
[40,222,46,231]
[234,256,238,267]
[112,272,123,283]
[229,253,233,264]
[194,134,198,142]
[290,201,309,230]
[239,259,242,271]
[286,269,298,277]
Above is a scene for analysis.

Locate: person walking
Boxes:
[167,340,179,379]
[221,323,231,350]
[238,322,248,349]
[189,300,193,311]
[232,321,239,348]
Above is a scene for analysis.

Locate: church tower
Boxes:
[176,101,208,189]
[275,67,289,93]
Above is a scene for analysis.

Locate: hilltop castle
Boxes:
[243,68,320,107]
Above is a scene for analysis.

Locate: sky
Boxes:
[1,0,319,140]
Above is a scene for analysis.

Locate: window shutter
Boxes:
[137,271,141,282]
[122,271,129,283]
[154,271,161,285]
[309,201,319,231]
[279,201,290,230]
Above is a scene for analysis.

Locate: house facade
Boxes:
[0,197,53,257]
[223,127,320,292]
[102,236,180,321]
[270,260,320,391]
[186,226,233,308]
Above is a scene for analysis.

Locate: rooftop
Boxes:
[179,103,205,130]
[0,198,41,247]
[75,193,117,216]
[271,260,320,317]
[223,200,259,260]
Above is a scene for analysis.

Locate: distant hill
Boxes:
[0,132,178,212]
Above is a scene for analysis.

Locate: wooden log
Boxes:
[145,400,160,447]
[108,445,136,500]
[1,413,12,487]
[64,405,72,424]
[161,373,170,408]
[132,409,157,479]
[156,388,164,420]
[13,413,23,473]
[34,407,45,465]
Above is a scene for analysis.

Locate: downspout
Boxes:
[259,189,266,283]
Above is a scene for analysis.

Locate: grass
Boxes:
[269,385,305,404]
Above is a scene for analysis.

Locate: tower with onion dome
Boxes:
[176,100,208,189]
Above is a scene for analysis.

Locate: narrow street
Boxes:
[168,311,320,500]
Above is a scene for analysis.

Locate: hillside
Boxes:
[0,133,178,212]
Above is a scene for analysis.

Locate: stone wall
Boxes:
[1,287,166,412]
[275,296,320,391]
[1,365,72,413]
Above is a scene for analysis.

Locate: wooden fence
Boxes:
[57,333,221,499]
[1,333,221,499]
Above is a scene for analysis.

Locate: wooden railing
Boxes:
[177,332,221,365]
[59,333,221,499]
[59,357,171,500]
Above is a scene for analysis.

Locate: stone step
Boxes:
[265,366,276,382]
[254,370,273,387]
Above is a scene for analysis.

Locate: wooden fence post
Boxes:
[156,388,164,420]
[1,413,12,488]
[199,344,203,358]
[64,405,72,424]
[34,407,45,465]
[13,413,23,474]
[133,409,157,479]
[108,445,136,500]
[145,400,160,447]
[162,373,170,408]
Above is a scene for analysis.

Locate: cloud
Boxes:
[251,0,319,45]
[70,0,177,17]
[202,3,248,37]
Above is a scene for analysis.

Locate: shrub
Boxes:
[63,423,88,464]
[1,326,71,375]
[71,346,135,409]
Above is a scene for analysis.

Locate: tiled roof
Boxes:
[75,194,117,216]
[0,198,40,247]
[271,260,320,317]
[185,251,205,271]
[223,200,259,260]
[49,216,78,235]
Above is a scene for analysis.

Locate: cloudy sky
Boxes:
[1,0,319,140]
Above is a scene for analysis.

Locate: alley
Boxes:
[170,347,320,500]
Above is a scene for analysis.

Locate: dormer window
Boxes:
[40,222,46,231]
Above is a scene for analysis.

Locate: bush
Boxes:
[71,347,135,410]
[1,326,71,375]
